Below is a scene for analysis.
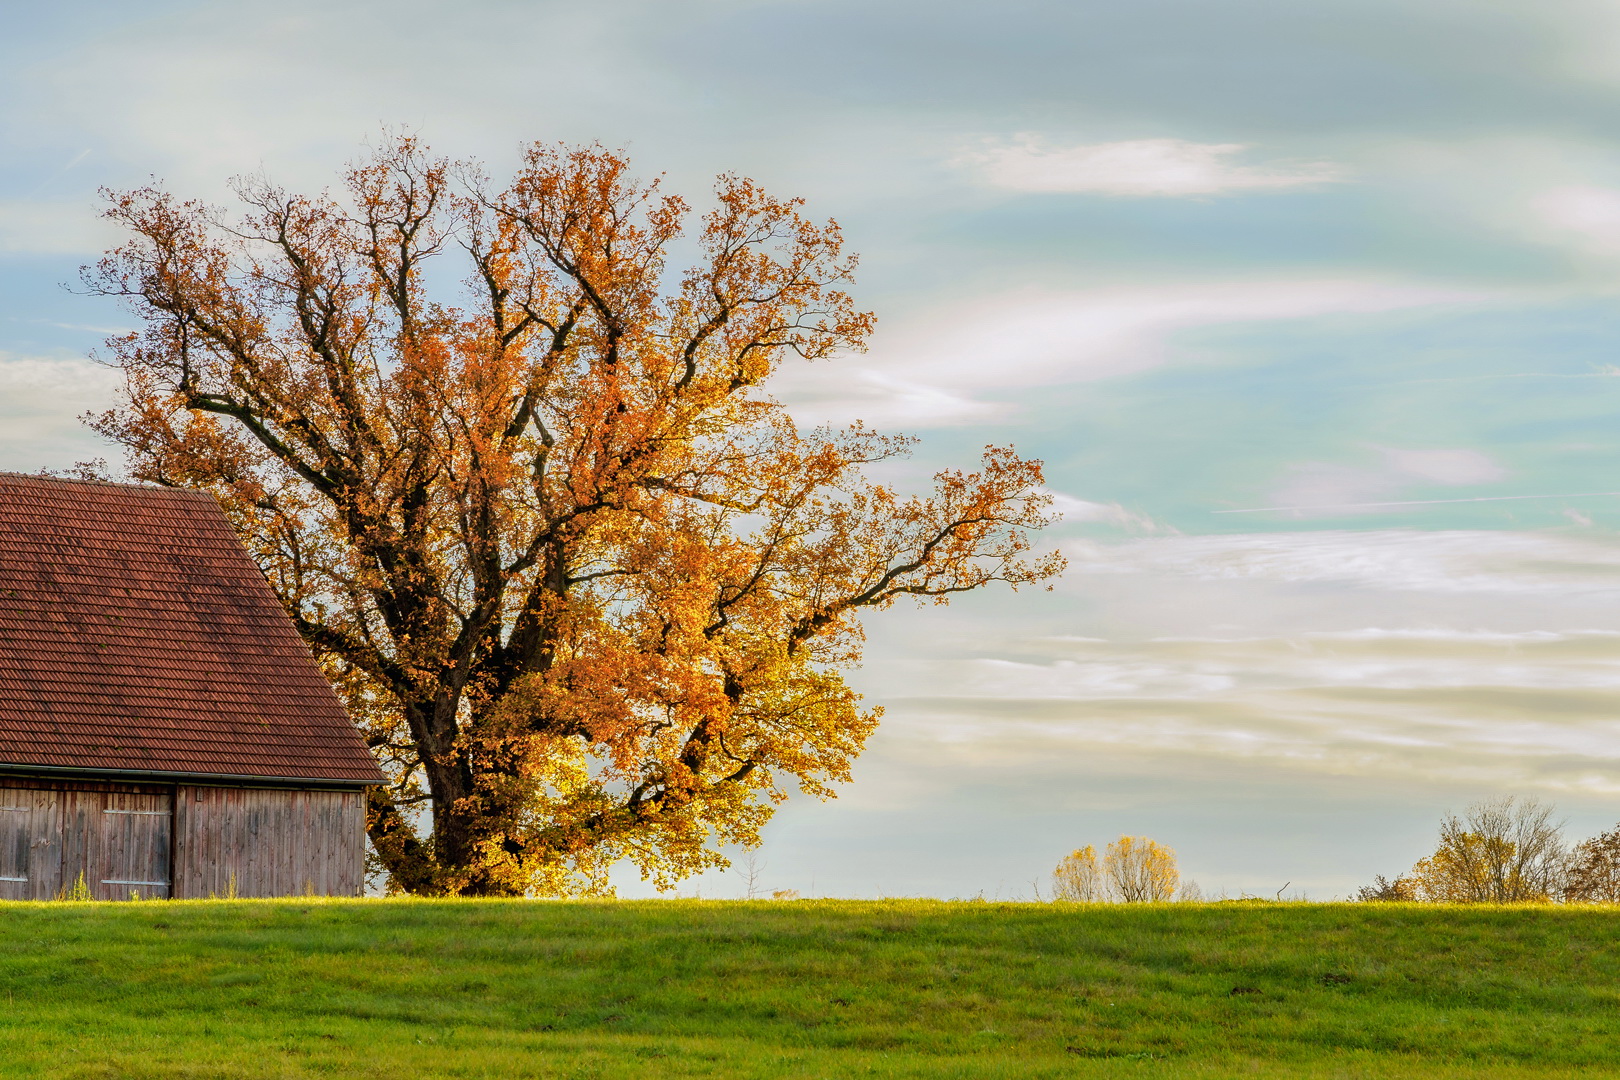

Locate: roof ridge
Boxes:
[0,472,215,498]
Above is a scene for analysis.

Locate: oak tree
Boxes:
[86,137,1063,896]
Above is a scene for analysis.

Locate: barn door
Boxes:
[0,790,29,900]
[96,791,172,899]
[0,787,172,900]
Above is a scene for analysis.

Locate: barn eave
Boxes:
[0,760,376,792]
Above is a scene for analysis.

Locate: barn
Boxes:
[0,473,383,900]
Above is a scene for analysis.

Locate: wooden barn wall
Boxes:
[173,786,365,899]
[0,781,365,901]
[0,781,172,900]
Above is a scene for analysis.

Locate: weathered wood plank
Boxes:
[96,792,171,899]
[0,778,169,794]
[31,787,62,900]
[171,786,361,898]
[2,783,364,901]
[0,788,29,900]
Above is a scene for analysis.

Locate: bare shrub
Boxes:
[1355,874,1418,902]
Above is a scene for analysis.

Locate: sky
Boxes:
[7,0,1620,899]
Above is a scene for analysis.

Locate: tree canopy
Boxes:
[86,136,1064,896]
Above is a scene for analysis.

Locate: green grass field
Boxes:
[0,898,1615,1078]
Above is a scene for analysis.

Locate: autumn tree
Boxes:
[1564,826,1620,903]
[1051,845,1104,901]
[1407,797,1566,903]
[1103,836,1179,902]
[84,136,1063,896]
[1050,837,1179,902]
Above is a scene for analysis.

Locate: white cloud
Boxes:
[1286,136,1620,281]
[6,1,727,201]
[851,527,1620,795]
[775,280,1488,427]
[879,624,1620,794]
[1258,447,1508,515]
[0,353,121,470]
[960,136,1342,197]
[0,352,119,403]
[1065,528,1620,597]
[1044,491,1169,533]
[772,368,1010,430]
[1380,447,1507,486]
[1529,184,1620,257]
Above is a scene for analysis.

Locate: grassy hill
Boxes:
[0,898,1615,1077]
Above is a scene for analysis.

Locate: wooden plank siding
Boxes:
[174,786,364,899]
[98,791,171,899]
[0,781,365,900]
[0,787,29,900]
[0,783,170,899]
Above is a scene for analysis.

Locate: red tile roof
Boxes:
[0,474,384,785]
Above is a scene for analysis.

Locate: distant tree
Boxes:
[1051,845,1105,901]
[1564,826,1620,903]
[1408,797,1566,903]
[86,135,1064,897]
[1104,836,1178,903]
[1355,874,1418,902]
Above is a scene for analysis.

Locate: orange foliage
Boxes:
[85,136,1065,896]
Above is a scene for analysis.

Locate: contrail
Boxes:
[25,148,92,198]
[1213,491,1620,514]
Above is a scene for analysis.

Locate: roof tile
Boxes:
[0,474,383,784]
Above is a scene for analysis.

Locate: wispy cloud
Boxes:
[0,353,120,470]
[1242,447,1509,517]
[1064,528,1620,596]
[1045,491,1172,534]
[836,526,1620,797]
[960,136,1342,197]
[1530,184,1620,258]
[1217,491,1620,516]
[863,534,1620,791]
[774,280,1487,428]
